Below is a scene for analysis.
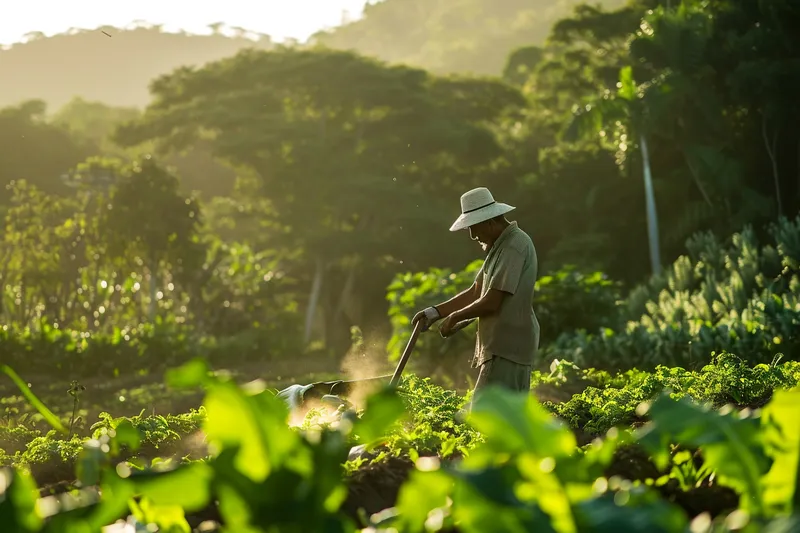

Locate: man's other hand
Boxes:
[438,314,458,337]
[412,306,440,332]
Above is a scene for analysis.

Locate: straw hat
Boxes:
[449,187,515,232]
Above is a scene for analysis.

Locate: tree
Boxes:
[714,0,800,218]
[628,3,772,243]
[502,46,544,86]
[564,66,662,276]
[114,47,525,352]
[102,157,204,320]
[0,100,93,198]
[0,180,76,326]
[52,97,141,154]
[52,97,238,199]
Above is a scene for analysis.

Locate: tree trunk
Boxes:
[148,256,158,321]
[335,261,358,323]
[324,287,352,359]
[302,113,329,346]
[304,256,325,345]
[683,151,714,208]
[334,214,370,326]
[19,251,27,325]
[762,113,782,218]
[640,135,662,276]
[90,260,102,330]
[0,251,9,324]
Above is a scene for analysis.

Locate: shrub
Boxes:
[541,216,800,370]
[0,317,304,380]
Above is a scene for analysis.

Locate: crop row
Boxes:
[4,353,797,488]
[1,354,798,531]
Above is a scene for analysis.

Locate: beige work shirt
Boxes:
[471,221,540,368]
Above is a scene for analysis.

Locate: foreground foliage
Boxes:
[0,355,798,531]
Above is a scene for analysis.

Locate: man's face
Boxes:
[469,220,493,251]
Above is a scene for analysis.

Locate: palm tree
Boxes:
[631,4,772,238]
[563,65,662,276]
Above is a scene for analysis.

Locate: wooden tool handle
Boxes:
[390,321,422,387]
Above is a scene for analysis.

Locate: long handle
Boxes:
[390,321,422,387]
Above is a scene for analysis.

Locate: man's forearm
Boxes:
[449,295,498,323]
[434,284,479,318]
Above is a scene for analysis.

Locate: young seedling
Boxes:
[68,380,86,438]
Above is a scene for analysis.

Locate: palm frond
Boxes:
[561,95,627,143]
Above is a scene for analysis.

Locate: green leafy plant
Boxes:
[0,357,799,531]
[67,380,85,438]
[543,218,800,371]
[542,353,800,437]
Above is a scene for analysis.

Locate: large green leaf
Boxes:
[350,385,407,449]
[573,488,688,532]
[450,463,559,533]
[0,365,67,435]
[467,386,576,459]
[393,469,455,533]
[636,394,771,515]
[466,387,583,532]
[0,468,42,532]
[132,461,214,511]
[761,386,800,515]
[617,66,636,101]
[202,379,297,483]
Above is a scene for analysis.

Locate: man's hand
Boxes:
[438,289,506,337]
[438,314,459,337]
[411,306,440,332]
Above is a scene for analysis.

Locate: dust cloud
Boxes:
[284,327,398,427]
[338,326,395,409]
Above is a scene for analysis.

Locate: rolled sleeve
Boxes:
[486,248,524,295]
[474,262,485,284]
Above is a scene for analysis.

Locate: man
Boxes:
[412,187,540,395]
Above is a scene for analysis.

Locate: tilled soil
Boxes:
[342,455,417,524]
[340,444,739,527]
[605,444,739,519]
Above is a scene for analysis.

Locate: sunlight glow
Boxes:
[0,0,371,46]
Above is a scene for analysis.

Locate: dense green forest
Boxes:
[1,0,800,531]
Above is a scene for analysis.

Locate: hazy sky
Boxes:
[0,0,371,45]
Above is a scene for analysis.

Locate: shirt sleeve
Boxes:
[474,262,485,286]
[485,248,525,295]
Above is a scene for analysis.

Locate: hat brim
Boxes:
[449,203,515,232]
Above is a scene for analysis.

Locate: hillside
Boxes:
[2,2,627,111]
[0,25,274,109]
[311,0,626,75]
